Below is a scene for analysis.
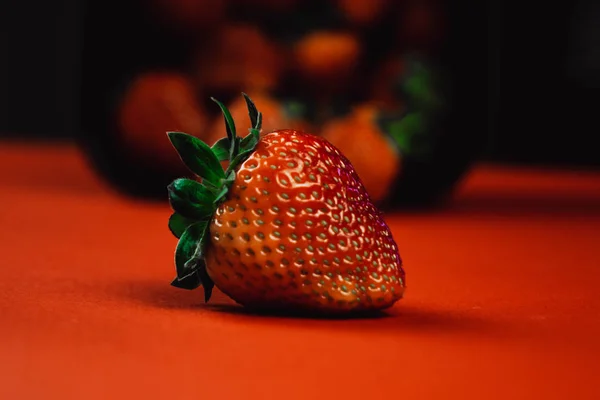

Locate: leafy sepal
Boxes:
[171,271,202,290]
[167,132,225,185]
[166,93,266,301]
[174,221,208,279]
[211,137,232,161]
[168,213,196,239]
[167,178,216,219]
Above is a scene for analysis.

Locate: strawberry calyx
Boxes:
[166,93,263,300]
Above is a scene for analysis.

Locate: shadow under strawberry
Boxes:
[203,302,391,320]
[113,279,501,337]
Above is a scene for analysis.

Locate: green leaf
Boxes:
[199,178,220,195]
[168,213,196,238]
[225,170,236,182]
[167,132,225,185]
[255,111,263,131]
[231,137,241,161]
[242,92,259,129]
[171,271,201,290]
[210,97,236,142]
[214,185,230,204]
[211,137,232,161]
[241,127,259,151]
[213,170,234,204]
[197,265,215,302]
[167,178,216,219]
[227,148,254,174]
[171,258,213,297]
[211,97,241,160]
[174,221,208,280]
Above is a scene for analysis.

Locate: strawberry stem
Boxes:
[166,93,263,300]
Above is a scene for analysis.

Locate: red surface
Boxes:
[1,142,600,400]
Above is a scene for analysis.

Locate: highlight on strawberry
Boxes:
[166,93,406,314]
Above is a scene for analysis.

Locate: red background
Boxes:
[1,142,599,399]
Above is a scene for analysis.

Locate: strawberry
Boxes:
[166,94,406,313]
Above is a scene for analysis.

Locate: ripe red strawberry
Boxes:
[167,94,406,313]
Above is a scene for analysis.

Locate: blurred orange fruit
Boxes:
[293,30,361,84]
[118,72,208,169]
[335,0,390,26]
[321,103,401,203]
[196,24,284,94]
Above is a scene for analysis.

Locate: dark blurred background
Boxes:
[1,0,598,167]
